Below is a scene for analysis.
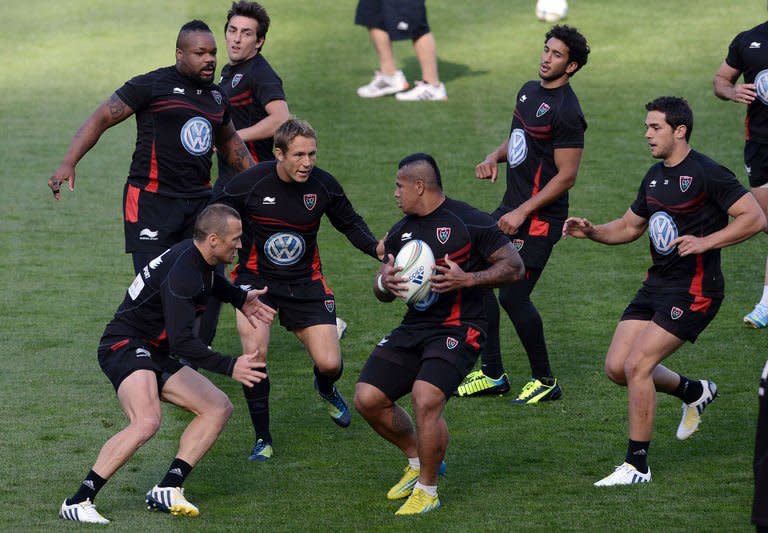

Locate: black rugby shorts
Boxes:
[620,285,722,343]
[232,270,337,330]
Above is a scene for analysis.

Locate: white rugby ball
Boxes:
[535,0,568,22]
[394,239,435,304]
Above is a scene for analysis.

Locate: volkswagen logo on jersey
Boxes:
[756,68,768,105]
[648,211,678,256]
[507,128,527,168]
[413,290,438,312]
[180,117,212,155]
[436,227,451,244]
[264,231,306,265]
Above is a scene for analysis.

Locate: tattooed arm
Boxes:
[216,120,256,174]
[49,93,135,199]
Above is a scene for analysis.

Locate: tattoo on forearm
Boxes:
[231,141,255,171]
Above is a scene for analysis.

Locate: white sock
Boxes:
[760,286,768,306]
[408,457,420,470]
[414,482,437,497]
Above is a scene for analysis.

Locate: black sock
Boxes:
[671,375,703,404]
[158,458,193,488]
[480,290,505,378]
[314,362,342,396]
[625,439,650,473]
[68,470,107,505]
[243,377,271,443]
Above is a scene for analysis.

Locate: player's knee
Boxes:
[354,382,384,416]
[130,413,162,443]
[604,360,627,385]
[353,383,373,414]
[209,392,235,422]
[411,383,444,417]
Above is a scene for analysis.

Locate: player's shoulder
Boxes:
[226,160,276,191]
[686,150,729,171]
[734,22,768,42]
[164,241,206,296]
[441,197,494,224]
[309,166,341,189]
[124,66,173,87]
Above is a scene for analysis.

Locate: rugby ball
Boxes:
[535,0,568,22]
[394,239,435,304]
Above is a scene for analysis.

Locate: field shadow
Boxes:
[402,57,488,83]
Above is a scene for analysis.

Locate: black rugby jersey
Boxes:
[725,22,768,142]
[101,240,247,375]
[218,54,286,182]
[630,150,748,298]
[500,80,586,224]
[115,66,231,198]
[211,161,378,282]
[384,197,510,328]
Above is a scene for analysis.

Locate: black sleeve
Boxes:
[212,271,247,308]
[210,168,256,212]
[323,176,379,258]
[630,167,655,219]
[161,268,235,376]
[114,71,155,113]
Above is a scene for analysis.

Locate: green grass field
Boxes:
[2,0,766,530]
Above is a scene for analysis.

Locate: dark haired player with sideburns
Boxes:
[457,25,589,404]
[217,1,289,183]
[49,20,255,278]
[212,118,384,462]
[563,97,765,485]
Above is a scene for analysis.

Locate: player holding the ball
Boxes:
[354,153,524,515]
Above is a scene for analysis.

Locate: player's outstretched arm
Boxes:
[49,93,135,199]
[231,352,267,387]
[564,208,647,245]
[215,121,256,173]
[672,192,766,256]
[475,139,508,183]
[713,61,755,105]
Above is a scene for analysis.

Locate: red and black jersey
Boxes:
[115,66,231,198]
[631,150,748,298]
[500,80,586,223]
[211,160,379,282]
[217,54,286,183]
[100,240,247,375]
[384,197,510,328]
[725,22,768,142]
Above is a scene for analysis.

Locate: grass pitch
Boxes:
[1,1,765,531]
